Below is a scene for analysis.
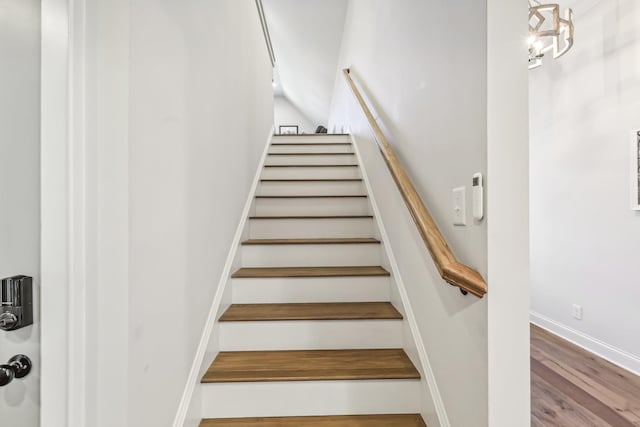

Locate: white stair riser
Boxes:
[217,320,403,351]
[269,145,353,154]
[272,135,350,144]
[241,243,381,267]
[258,181,365,196]
[200,380,421,419]
[265,154,356,166]
[231,276,390,303]
[254,198,370,216]
[248,218,374,239]
[261,166,360,180]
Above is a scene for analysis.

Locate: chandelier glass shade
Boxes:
[528,1,574,69]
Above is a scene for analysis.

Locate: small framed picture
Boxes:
[632,130,640,210]
[279,125,298,135]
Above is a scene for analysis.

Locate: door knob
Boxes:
[0,365,13,387]
[0,355,32,387]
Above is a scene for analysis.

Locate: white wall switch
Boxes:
[453,186,466,226]
[472,173,484,221]
[572,304,583,320]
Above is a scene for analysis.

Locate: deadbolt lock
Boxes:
[0,276,33,331]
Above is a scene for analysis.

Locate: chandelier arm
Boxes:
[554,36,573,59]
[528,3,574,68]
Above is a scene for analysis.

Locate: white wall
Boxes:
[127,1,274,425]
[83,0,131,424]
[330,1,530,425]
[274,95,315,134]
[487,0,530,425]
[0,1,41,426]
[328,1,488,425]
[77,0,274,425]
[530,0,640,373]
[264,0,348,126]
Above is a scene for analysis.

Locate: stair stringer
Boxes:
[172,127,275,427]
[350,134,451,427]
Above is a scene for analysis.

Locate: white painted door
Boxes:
[0,0,42,425]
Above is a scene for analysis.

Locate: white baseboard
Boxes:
[172,127,274,427]
[530,311,640,376]
[351,134,449,427]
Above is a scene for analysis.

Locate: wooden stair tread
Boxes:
[255,195,367,199]
[219,302,402,322]
[273,132,351,138]
[271,143,352,146]
[200,414,427,426]
[260,179,363,182]
[249,215,373,219]
[274,134,350,137]
[264,164,359,168]
[231,266,390,278]
[268,152,354,156]
[242,238,380,245]
[201,349,420,383]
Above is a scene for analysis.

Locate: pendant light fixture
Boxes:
[528,1,574,69]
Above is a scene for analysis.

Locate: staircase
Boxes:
[198,134,427,426]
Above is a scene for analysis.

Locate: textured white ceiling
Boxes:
[264,0,348,126]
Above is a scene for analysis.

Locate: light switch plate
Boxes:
[453,186,466,226]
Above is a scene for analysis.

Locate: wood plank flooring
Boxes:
[200,414,427,426]
[531,324,640,426]
[202,349,420,383]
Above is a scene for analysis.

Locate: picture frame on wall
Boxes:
[632,130,640,210]
[279,125,298,135]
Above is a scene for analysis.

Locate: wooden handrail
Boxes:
[342,68,487,298]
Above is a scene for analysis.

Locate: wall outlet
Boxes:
[572,304,583,320]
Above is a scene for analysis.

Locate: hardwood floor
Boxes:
[531,325,640,426]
